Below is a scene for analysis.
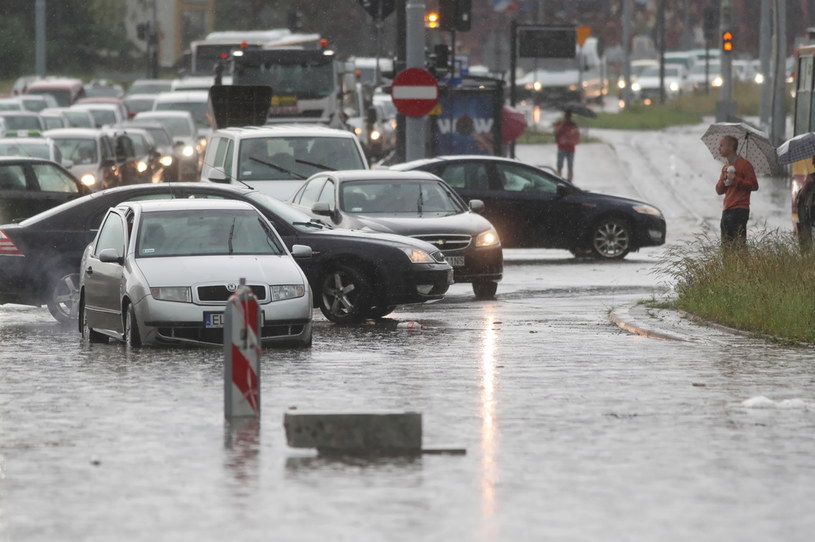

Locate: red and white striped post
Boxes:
[224,278,262,418]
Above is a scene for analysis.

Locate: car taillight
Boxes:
[0,230,23,256]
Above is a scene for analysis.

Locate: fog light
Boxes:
[417,284,434,295]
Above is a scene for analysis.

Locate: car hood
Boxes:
[577,191,662,213]
[134,255,304,287]
[351,212,494,236]
[311,227,444,252]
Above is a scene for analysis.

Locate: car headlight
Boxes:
[712,76,723,87]
[755,73,765,84]
[271,284,305,301]
[80,173,96,186]
[370,129,381,141]
[475,228,501,248]
[159,155,173,167]
[182,145,195,157]
[631,82,641,92]
[669,81,679,92]
[633,204,663,217]
[150,287,192,303]
[400,247,435,263]
[136,161,148,173]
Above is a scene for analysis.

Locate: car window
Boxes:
[497,164,559,194]
[316,179,336,208]
[52,138,98,164]
[0,164,27,190]
[136,209,283,257]
[100,136,115,161]
[439,162,490,190]
[32,163,78,192]
[115,136,135,160]
[212,136,227,168]
[297,178,326,208]
[94,211,125,256]
[342,180,462,214]
[223,139,234,174]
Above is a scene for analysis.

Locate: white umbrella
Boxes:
[776,132,815,165]
[700,122,778,175]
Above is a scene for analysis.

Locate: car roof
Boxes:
[124,198,256,213]
[43,128,102,138]
[0,156,59,165]
[70,102,121,111]
[134,110,194,119]
[0,110,42,118]
[213,125,359,138]
[319,169,440,182]
[25,78,83,89]
[390,155,525,169]
[154,90,209,102]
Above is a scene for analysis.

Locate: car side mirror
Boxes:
[312,201,333,217]
[98,247,122,264]
[290,244,312,259]
[207,168,229,183]
[469,199,485,213]
[62,159,74,169]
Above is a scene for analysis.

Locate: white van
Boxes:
[201,125,369,200]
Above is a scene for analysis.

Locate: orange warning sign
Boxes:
[576,26,592,47]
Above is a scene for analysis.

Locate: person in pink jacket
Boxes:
[554,111,580,182]
[715,135,759,245]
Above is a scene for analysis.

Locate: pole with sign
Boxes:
[391,67,439,118]
[224,278,262,418]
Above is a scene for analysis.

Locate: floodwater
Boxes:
[2,261,814,541]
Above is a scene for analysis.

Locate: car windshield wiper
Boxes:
[417,190,423,216]
[249,156,308,179]
[295,157,336,171]
[292,219,332,229]
[227,218,235,254]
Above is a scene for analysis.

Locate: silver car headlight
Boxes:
[400,247,435,264]
[633,204,663,217]
[159,155,173,167]
[475,228,500,248]
[80,173,96,186]
[271,284,305,301]
[631,82,641,92]
[136,161,148,173]
[150,287,192,303]
[182,145,195,157]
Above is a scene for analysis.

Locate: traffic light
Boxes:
[439,0,471,32]
[425,11,440,29]
[722,30,733,52]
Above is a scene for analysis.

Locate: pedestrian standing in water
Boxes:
[554,110,580,182]
[715,135,758,246]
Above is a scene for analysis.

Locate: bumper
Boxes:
[444,246,503,284]
[374,263,453,306]
[134,295,313,346]
[634,216,667,248]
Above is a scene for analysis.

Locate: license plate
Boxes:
[204,311,224,328]
[445,255,465,267]
[204,311,264,328]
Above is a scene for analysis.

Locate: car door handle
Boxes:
[85,266,93,275]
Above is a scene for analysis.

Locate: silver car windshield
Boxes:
[136,209,283,258]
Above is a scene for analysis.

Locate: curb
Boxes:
[609,306,689,341]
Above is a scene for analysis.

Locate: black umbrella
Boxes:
[559,101,598,118]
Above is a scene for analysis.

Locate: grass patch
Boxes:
[659,231,815,344]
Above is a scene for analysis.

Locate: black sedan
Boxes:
[288,170,503,299]
[391,155,667,259]
[0,183,452,324]
[0,156,88,225]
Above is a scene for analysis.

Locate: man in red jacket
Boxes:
[554,111,580,182]
[715,135,759,245]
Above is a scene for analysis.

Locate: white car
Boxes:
[79,199,314,347]
[631,65,689,102]
[133,110,202,180]
[200,124,369,199]
[687,61,723,92]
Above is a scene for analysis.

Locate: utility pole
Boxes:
[716,0,735,121]
[758,0,771,130]
[405,0,426,161]
[622,0,632,107]
[771,0,787,146]
[35,0,46,76]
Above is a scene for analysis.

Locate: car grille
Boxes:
[412,234,471,252]
[157,323,306,345]
[197,284,267,302]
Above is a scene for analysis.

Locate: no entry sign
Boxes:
[390,68,439,118]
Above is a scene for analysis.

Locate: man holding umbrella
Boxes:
[715,135,759,245]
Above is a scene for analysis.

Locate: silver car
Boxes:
[78,199,313,347]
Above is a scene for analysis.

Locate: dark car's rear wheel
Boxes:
[473,280,498,300]
[47,269,80,323]
[590,218,631,260]
[318,264,373,324]
[81,298,108,344]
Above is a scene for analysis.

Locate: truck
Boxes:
[230,45,357,130]
[515,37,607,105]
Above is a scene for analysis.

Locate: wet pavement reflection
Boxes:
[1,262,814,541]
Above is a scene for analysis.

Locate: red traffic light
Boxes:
[722,30,734,52]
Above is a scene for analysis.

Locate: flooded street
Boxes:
[2,255,814,541]
[3,128,815,541]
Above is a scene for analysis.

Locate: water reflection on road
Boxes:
[1,267,814,541]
